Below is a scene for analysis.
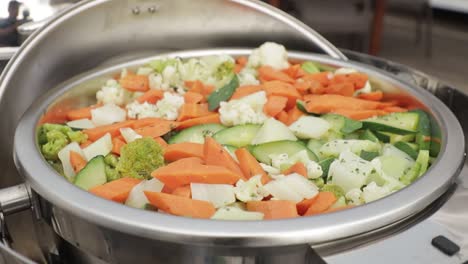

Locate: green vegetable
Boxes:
[411,109,431,151]
[104,154,121,181]
[362,112,419,135]
[321,114,362,135]
[207,75,239,111]
[296,100,317,115]
[301,61,321,74]
[148,58,178,73]
[394,141,419,160]
[116,137,165,179]
[312,178,325,188]
[341,118,363,134]
[48,160,65,178]
[318,158,335,180]
[214,61,235,81]
[321,184,345,197]
[359,130,379,142]
[213,124,261,147]
[74,155,107,190]
[360,150,379,161]
[38,123,88,161]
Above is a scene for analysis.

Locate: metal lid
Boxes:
[14,47,465,247]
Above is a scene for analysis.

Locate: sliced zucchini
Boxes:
[74,155,107,190]
[213,124,260,147]
[251,118,296,145]
[394,141,419,160]
[321,114,363,134]
[362,112,419,135]
[319,139,381,158]
[168,123,226,144]
[251,140,318,165]
[318,158,335,179]
[411,109,431,151]
[373,130,390,143]
[359,130,379,142]
[360,150,379,161]
[306,139,325,157]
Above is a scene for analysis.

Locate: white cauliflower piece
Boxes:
[178,55,235,89]
[334,67,358,75]
[354,81,372,96]
[238,67,260,86]
[234,175,269,202]
[96,79,133,106]
[361,182,392,203]
[269,151,323,179]
[247,42,289,70]
[270,153,290,169]
[219,91,267,126]
[136,67,154,75]
[148,66,183,94]
[345,188,363,205]
[126,92,184,120]
[259,163,280,175]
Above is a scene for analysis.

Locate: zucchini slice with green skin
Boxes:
[411,109,432,151]
[359,129,379,142]
[394,141,419,160]
[251,140,318,165]
[306,139,325,157]
[373,130,390,143]
[213,124,261,147]
[321,114,363,135]
[74,155,107,190]
[360,150,379,161]
[318,157,335,179]
[168,124,226,144]
[362,112,419,135]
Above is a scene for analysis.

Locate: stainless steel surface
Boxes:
[0,184,31,216]
[0,48,19,61]
[12,49,464,264]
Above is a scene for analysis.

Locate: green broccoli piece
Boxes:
[116,137,165,179]
[311,178,325,188]
[104,154,121,181]
[38,123,88,161]
[321,184,345,198]
[214,61,235,80]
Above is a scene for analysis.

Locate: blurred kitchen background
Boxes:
[1,0,468,92]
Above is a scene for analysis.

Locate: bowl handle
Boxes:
[0,184,31,249]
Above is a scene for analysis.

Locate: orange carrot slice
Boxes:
[264,95,288,117]
[171,185,192,198]
[325,82,355,97]
[90,178,142,203]
[177,114,221,130]
[246,200,299,219]
[70,151,87,173]
[184,91,204,104]
[111,137,126,155]
[230,85,263,100]
[164,142,204,162]
[304,192,337,216]
[258,66,295,84]
[235,148,270,184]
[263,81,301,109]
[144,191,215,219]
[282,162,307,178]
[203,137,244,178]
[177,104,213,121]
[83,120,135,141]
[120,74,150,92]
[357,91,384,101]
[136,90,164,104]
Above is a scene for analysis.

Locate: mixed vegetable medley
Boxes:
[38,42,439,220]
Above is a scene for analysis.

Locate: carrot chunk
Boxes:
[164,142,204,162]
[230,85,263,100]
[136,90,164,104]
[246,200,299,219]
[171,185,192,198]
[90,178,142,203]
[258,66,295,84]
[70,151,87,173]
[177,114,221,130]
[304,192,337,216]
[235,148,270,184]
[282,162,307,178]
[264,95,288,117]
[203,137,244,178]
[144,191,215,219]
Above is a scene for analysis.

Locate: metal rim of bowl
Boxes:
[13,48,465,248]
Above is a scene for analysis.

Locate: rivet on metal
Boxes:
[132,7,141,15]
[148,6,159,13]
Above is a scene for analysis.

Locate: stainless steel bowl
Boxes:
[12,48,465,263]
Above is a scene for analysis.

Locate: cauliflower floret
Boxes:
[219,91,267,126]
[361,181,392,203]
[247,42,289,70]
[345,188,363,205]
[148,66,184,93]
[126,92,184,120]
[259,163,280,175]
[270,153,290,169]
[270,151,323,179]
[238,67,260,86]
[234,175,269,202]
[136,67,154,75]
[96,79,133,106]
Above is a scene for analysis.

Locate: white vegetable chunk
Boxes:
[66,119,95,129]
[125,179,165,208]
[91,103,126,126]
[251,118,297,145]
[58,142,85,180]
[120,127,142,143]
[328,150,373,192]
[191,183,236,208]
[263,173,318,202]
[82,133,113,161]
[234,175,268,202]
[289,116,331,139]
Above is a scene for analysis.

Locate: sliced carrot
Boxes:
[258,66,295,84]
[230,85,263,100]
[134,121,179,138]
[304,192,337,216]
[294,79,325,95]
[286,106,304,125]
[357,91,383,101]
[236,56,248,67]
[383,106,408,113]
[276,110,289,125]
[296,196,319,216]
[202,84,215,96]
[90,178,142,203]
[331,73,368,90]
[111,137,126,155]
[246,200,298,220]
[302,72,331,87]
[331,109,387,120]
[203,137,244,178]
[185,80,203,93]
[177,114,221,130]
[234,64,244,74]
[83,120,135,141]
[136,89,164,104]
[131,117,166,129]
[235,148,270,184]
[171,186,191,198]
[66,104,101,121]
[184,91,204,104]
[323,205,354,214]
[164,142,204,162]
[382,93,426,109]
[303,94,384,114]
[177,104,213,121]
[264,95,288,117]
[70,151,87,173]
[263,81,301,109]
[119,74,150,92]
[325,82,355,97]
[282,162,307,178]
[282,64,305,79]
[39,102,74,125]
[154,137,168,148]
[152,157,242,189]
[144,191,215,219]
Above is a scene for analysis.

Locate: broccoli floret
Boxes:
[116,138,165,179]
[214,61,235,80]
[37,123,88,161]
[104,154,121,181]
[321,184,345,198]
